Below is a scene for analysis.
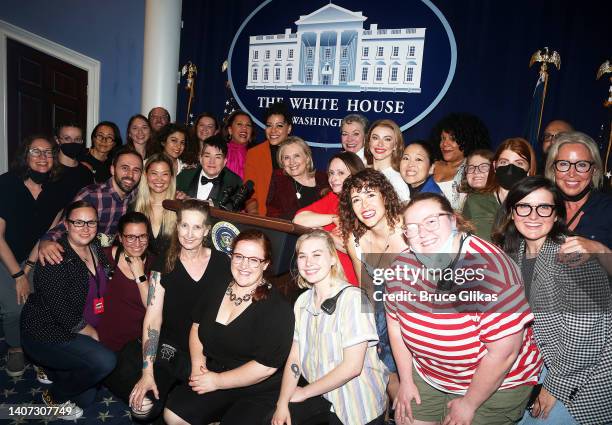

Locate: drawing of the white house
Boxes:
[246,3,425,92]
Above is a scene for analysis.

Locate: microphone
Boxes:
[217,186,236,210]
[220,180,254,211]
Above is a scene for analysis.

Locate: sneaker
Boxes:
[34,365,53,384]
[5,350,25,377]
[42,389,83,421]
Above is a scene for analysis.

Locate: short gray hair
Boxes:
[544,131,603,189]
[340,114,369,133]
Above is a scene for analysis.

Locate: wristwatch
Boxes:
[135,274,147,283]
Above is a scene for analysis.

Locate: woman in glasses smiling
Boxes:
[164,229,293,425]
[21,200,115,419]
[0,135,62,379]
[544,132,612,272]
[386,192,540,425]
[495,177,611,425]
[81,121,122,183]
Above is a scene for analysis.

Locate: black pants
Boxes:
[166,378,281,425]
[104,339,189,422]
[263,392,385,425]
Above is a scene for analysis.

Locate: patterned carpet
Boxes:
[1,339,134,424]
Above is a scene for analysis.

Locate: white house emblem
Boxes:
[246,3,425,93]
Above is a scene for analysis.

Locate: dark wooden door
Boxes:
[6,38,87,163]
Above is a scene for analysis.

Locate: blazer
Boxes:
[266,170,328,220]
[21,236,111,343]
[516,238,612,425]
[244,140,273,216]
[176,166,243,207]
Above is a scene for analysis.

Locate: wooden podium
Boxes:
[162,200,310,275]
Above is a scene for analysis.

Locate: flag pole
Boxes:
[596,60,612,180]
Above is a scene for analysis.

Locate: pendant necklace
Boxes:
[226,281,257,306]
[294,180,303,200]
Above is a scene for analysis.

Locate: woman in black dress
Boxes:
[109,199,231,422]
[80,121,122,183]
[163,229,294,425]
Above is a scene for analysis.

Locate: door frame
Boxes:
[0,20,100,173]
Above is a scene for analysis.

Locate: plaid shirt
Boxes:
[42,178,134,242]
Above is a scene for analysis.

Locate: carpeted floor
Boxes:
[1,338,134,424]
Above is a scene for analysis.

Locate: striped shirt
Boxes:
[42,178,134,242]
[294,284,388,425]
[384,234,541,393]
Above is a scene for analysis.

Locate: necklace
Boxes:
[226,281,259,306]
[293,179,302,200]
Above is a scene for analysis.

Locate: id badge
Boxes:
[93,297,105,314]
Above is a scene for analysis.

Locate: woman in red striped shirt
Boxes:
[385,193,541,425]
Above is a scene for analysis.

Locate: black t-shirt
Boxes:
[152,249,232,352]
[81,151,112,183]
[191,277,294,388]
[49,163,94,207]
[0,172,66,262]
[296,183,320,209]
[270,144,281,170]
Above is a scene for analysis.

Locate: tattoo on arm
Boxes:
[142,325,160,369]
[147,271,160,306]
[291,363,300,379]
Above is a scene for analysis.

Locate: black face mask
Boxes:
[495,164,528,190]
[562,183,592,202]
[60,143,86,159]
[29,170,51,185]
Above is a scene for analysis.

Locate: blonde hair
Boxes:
[277,136,315,176]
[295,229,346,289]
[133,153,177,240]
[545,131,603,189]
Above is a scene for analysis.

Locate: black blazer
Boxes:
[20,236,111,343]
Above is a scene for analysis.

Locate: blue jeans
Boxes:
[518,367,578,425]
[374,300,397,373]
[22,333,116,407]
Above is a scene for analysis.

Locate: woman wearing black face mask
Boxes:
[0,135,64,378]
[52,123,94,207]
[463,138,536,241]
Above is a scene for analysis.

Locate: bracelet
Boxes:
[12,270,25,279]
[25,260,37,268]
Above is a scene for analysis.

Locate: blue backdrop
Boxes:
[178,0,611,167]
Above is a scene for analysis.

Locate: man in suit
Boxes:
[176,134,242,207]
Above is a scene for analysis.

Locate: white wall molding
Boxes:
[0,20,100,172]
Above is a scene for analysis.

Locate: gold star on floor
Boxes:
[100,396,116,407]
[29,387,43,397]
[97,410,113,422]
[38,417,52,425]
[3,387,17,397]
[10,418,27,425]
[123,410,132,419]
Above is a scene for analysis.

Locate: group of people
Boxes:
[0,102,611,425]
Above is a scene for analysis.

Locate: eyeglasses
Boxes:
[231,253,266,268]
[58,136,83,144]
[94,134,115,144]
[465,163,490,174]
[122,234,149,244]
[541,133,557,142]
[67,219,98,228]
[513,203,555,217]
[28,148,54,158]
[553,160,594,173]
[402,213,452,238]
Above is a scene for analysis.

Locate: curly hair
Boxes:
[152,123,198,165]
[428,113,491,160]
[338,168,402,244]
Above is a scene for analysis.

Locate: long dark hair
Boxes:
[492,176,568,254]
[231,229,273,302]
[10,134,60,181]
[165,199,210,273]
[153,123,198,165]
[114,211,153,256]
[125,114,152,156]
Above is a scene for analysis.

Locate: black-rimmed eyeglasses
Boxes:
[67,219,98,228]
[231,253,266,268]
[553,160,594,173]
[512,203,555,217]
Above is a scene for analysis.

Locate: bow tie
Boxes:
[201,175,220,185]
